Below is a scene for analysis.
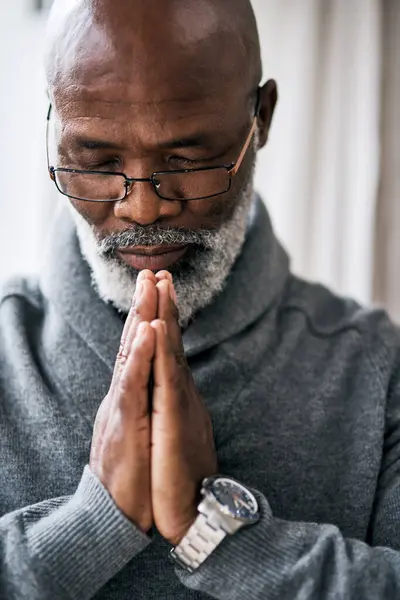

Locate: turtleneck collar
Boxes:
[40,196,290,369]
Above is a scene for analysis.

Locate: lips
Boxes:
[117,244,189,271]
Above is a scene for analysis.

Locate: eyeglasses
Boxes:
[46,89,260,203]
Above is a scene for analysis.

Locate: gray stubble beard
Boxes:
[70,152,257,328]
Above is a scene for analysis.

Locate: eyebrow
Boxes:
[158,134,213,150]
[72,138,123,151]
[71,133,215,153]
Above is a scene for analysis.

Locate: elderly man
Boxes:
[0,0,400,598]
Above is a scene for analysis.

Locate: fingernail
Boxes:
[136,270,151,286]
[150,320,167,334]
[155,270,172,283]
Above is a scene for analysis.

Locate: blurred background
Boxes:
[0,0,399,318]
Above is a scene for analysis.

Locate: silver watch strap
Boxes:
[170,500,230,572]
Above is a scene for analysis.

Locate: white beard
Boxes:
[69,156,257,327]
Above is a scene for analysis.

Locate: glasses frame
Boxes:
[46,88,261,203]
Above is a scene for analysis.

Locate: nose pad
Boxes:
[115,176,184,226]
[153,177,161,191]
[125,179,134,197]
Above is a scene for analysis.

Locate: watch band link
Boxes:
[170,509,228,572]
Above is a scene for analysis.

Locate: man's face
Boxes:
[49,8,274,325]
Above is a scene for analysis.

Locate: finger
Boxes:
[119,279,158,368]
[119,270,155,352]
[138,269,158,284]
[100,322,154,462]
[130,270,157,324]
[169,279,178,305]
[90,396,110,468]
[151,319,178,406]
[117,321,156,416]
[155,270,173,283]
[113,278,158,384]
[128,278,158,334]
[156,280,182,356]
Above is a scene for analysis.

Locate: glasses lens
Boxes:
[154,168,230,201]
[54,171,126,202]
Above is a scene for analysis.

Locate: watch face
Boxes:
[210,478,259,521]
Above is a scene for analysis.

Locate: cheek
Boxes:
[186,151,254,227]
[183,197,231,228]
[70,199,114,228]
[184,185,241,226]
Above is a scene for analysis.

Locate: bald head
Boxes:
[43,0,278,324]
[45,0,262,108]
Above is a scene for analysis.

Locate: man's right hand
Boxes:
[89,270,158,533]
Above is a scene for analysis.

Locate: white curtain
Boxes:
[0,0,399,319]
[373,0,400,321]
[252,0,382,306]
[0,0,48,280]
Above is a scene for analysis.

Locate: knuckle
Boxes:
[115,376,148,415]
[169,372,191,410]
[128,300,141,319]
[134,412,151,430]
[116,379,133,408]
[168,367,182,389]
[175,350,187,369]
[114,354,128,378]
[118,340,126,355]
[171,303,180,321]
[116,350,128,366]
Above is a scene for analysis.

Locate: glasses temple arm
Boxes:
[46,104,55,179]
[228,87,261,177]
[228,117,258,177]
[255,86,262,117]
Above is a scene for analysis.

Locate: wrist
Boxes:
[170,476,260,572]
[169,516,198,547]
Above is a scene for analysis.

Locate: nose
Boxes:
[113,179,182,226]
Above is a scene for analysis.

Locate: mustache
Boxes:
[97,224,219,256]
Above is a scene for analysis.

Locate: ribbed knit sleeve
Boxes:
[176,490,400,600]
[0,466,151,600]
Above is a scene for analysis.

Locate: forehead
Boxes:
[50,5,251,134]
[53,73,250,148]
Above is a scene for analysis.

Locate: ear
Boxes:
[257,79,278,150]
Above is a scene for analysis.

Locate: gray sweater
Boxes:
[1,198,400,600]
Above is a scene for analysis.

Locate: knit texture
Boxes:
[1,197,400,599]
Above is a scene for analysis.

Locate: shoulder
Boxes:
[0,276,46,401]
[0,275,43,309]
[0,275,45,332]
[282,276,400,389]
[283,275,397,336]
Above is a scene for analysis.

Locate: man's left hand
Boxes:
[150,272,218,547]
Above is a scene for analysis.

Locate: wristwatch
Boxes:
[170,475,260,573]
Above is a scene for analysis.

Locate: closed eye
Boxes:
[81,158,122,172]
[168,150,230,169]
[170,156,205,168]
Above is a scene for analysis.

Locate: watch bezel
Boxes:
[201,475,260,524]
